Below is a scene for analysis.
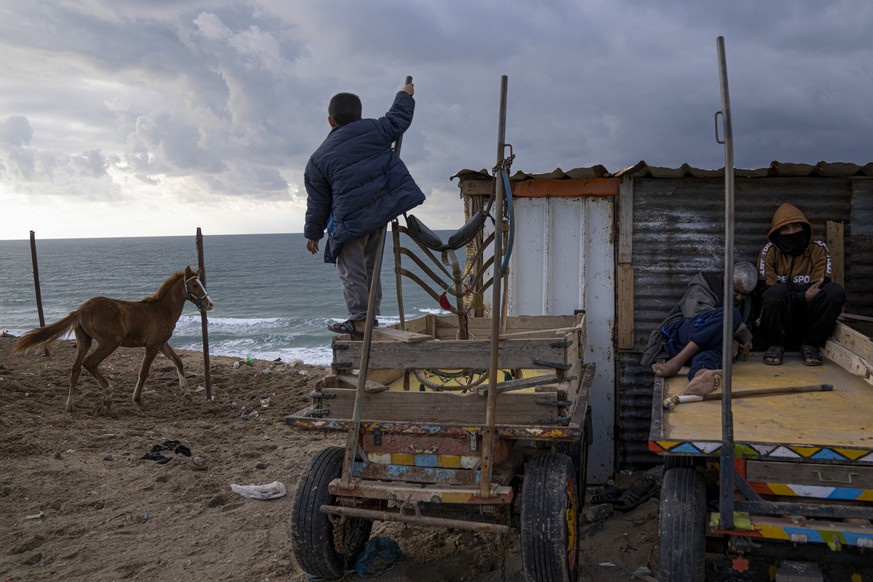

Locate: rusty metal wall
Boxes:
[619,176,865,468]
[850,179,873,315]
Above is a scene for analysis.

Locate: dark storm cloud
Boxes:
[1,0,871,231]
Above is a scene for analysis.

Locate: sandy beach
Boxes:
[0,336,659,581]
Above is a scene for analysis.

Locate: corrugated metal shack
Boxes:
[455,161,873,477]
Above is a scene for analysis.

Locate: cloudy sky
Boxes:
[1,1,871,240]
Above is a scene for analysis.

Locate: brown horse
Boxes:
[13,266,214,411]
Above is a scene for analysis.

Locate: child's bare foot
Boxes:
[682,369,723,395]
[652,359,683,378]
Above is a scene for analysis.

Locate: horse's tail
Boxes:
[12,311,81,354]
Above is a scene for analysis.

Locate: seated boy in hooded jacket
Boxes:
[758,203,845,366]
[304,83,425,338]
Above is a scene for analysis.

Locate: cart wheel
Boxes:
[291,446,372,579]
[520,453,579,582]
[659,467,706,581]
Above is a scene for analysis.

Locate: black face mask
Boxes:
[775,230,809,257]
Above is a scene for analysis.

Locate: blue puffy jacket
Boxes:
[303,91,426,257]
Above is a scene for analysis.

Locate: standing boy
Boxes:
[304,83,425,338]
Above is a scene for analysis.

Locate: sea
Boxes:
[0,233,450,366]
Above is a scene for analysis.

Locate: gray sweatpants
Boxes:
[336,231,382,321]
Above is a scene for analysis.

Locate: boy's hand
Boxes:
[805,278,824,302]
[731,340,753,360]
[306,239,319,255]
[402,83,414,96]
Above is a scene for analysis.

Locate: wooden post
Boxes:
[715,34,736,531]
[391,220,406,330]
[481,75,509,499]
[28,231,49,357]
[616,264,635,349]
[617,176,635,350]
[826,220,844,288]
[196,228,213,400]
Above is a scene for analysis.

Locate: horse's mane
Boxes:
[143,269,190,303]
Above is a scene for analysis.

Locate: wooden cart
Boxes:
[650,318,873,580]
[286,313,592,581]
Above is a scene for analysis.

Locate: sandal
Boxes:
[327,320,363,339]
[614,481,659,512]
[763,345,784,366]
[590,484,624,504]
[800,344,823,366]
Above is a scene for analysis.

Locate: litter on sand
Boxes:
[230,481,287,500]
[141,440,192,464]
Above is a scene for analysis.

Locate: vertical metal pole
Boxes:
[716,36,736,531]
[196,228,213,401]
[480,75,508,498]
[341,76,413,486]
[28,231,49,357]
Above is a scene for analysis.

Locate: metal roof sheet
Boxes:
[453,161,873,181]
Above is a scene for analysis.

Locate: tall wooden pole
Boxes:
[481,75,509,498]
[716,35,736,531]
[196,228,213,400]
[28,231,49,357]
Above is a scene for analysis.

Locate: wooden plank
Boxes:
[823,340,873,386]
[336,374,389,393]
[452,176,621,198]
[433,315,579,339]
[831,321,873,363]
[839,314,873,339]
[320,388,559,424]
[747,460,873,489]
[334,337,569,370]
[617,263,634,350]
[477,374,564,395]
[317,374,390,392]
[498,323,584,339]
[323,369,404,387]
[842,313,873,324]
[826,220,845,288]
[618,176,633,263]
[566,313,586,358]
[372,327,432,343]
[510,178,620,198]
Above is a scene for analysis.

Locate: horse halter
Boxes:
[184,275,213,312]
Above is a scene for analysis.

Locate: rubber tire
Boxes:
[291,446,372,579]
[658,467,706,581]
[520,453,579,582]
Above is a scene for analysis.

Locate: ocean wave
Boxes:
[177,315,287,330]
[175,339,332,366]
[414,307,450,315]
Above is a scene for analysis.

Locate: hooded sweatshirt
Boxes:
[757,203,831,293]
